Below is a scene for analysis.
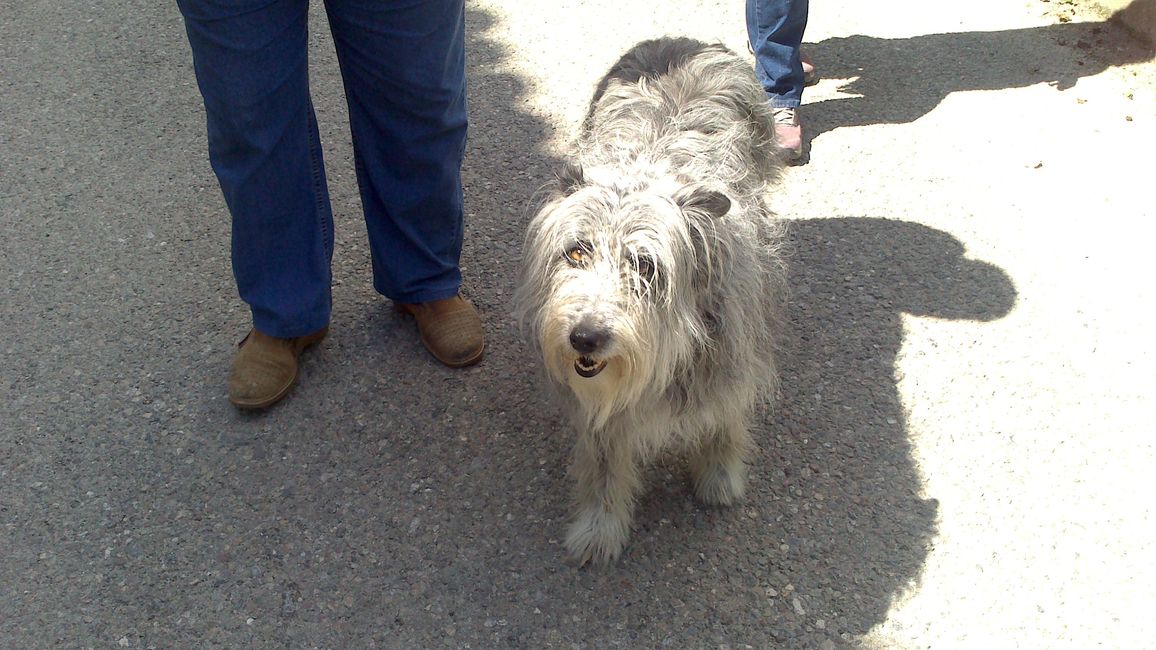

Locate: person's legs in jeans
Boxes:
[747,0,808,108]
[324,0,468,305]
[747,0,809,157]
[323,0,483,368]
[178,0,481,403]
[177,0,334,338]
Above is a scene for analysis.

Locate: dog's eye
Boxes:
[565,241,591,266]
[635,255,655,280]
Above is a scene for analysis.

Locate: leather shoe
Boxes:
[228,327,328,409]
[395,296,485,368]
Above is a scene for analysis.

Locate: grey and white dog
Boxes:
[514,37,787,565]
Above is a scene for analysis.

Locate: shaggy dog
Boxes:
[514,37,787,564]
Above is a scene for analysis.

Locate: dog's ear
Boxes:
[556,161,586,196]
[675,187,731,219]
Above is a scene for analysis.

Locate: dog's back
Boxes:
[580,37,782,191]
[586,37,722,106]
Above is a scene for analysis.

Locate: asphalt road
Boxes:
[2,0,1154,648]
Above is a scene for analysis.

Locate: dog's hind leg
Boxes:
[565,433,642,565]
[689,419,752,507]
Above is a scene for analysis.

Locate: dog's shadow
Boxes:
[625,216,1016,640]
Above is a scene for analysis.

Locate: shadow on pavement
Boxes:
[757,217,1018,638]
[803,10,1154,142]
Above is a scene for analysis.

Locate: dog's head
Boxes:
[514,165,733,426]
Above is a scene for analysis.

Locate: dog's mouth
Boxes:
[574,356,607,378]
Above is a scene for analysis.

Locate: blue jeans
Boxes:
[177,0,468,338]
[747,0,809,108]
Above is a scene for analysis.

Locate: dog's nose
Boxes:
[569,323,610,355]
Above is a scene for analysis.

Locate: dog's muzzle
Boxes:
[570,322,610,378]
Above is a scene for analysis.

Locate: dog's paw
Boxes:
[565,506,631,566]
[692,459,747,507]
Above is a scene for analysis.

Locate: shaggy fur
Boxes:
[514,37,787,565]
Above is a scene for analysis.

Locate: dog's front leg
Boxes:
[565,431,641,566]
[690,417,752,506]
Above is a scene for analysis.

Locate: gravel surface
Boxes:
[2,0,1153,647]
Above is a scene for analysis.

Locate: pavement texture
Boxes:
[2,0,1154,648]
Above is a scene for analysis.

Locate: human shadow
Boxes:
[802,5,1154,143]
[748,216,1018,640]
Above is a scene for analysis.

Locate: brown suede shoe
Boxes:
[395,296,485,368]
[228,327,328,409]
